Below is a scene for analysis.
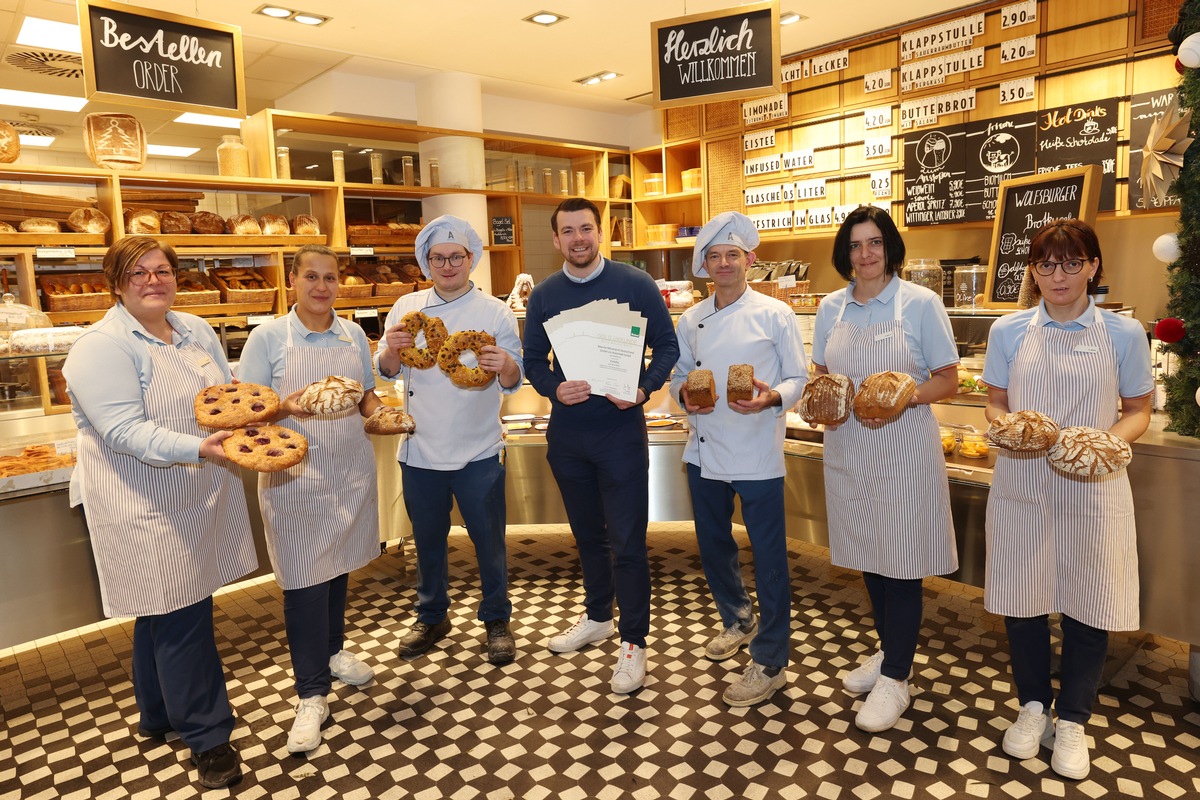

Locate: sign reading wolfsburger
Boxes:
[651,1,781,109]
[79,0,246,117]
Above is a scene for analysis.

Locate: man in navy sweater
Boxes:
[523,197,679,694]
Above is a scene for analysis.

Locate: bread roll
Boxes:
[0,220,15,233]
[258,214,289,235]
[686,369,716,408]
[0,120,18,164]
[19,217,60,233]
[364,407,415,435]
[726,364,754,404]
[124,207,160,234]
[987,410,1060,452]
[67,208,111,234]
[853,371,917,421]
[190,211,225,234]
[1047,426,1132,477]
[226,214,261,235]
[160,211,192,234]
[292,214,320,235]
[799,374,856,426]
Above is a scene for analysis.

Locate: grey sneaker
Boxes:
[705,617,758,661]
[722,662,786,707]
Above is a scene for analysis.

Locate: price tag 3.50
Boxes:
[999,76,1035,105]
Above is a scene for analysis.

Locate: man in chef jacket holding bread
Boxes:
[670,211,808,707]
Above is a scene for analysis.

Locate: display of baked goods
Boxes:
[0,445,75,479]
[10,326,85,354]
[210,267,274,293]
[258,214,289,236]
[346,222,423,244]
[686,369,716,408]
[987,410,1060,452]
[438,330,497,388]
[292,214,320,235]
[799,374,856,426]
[298,375,364,415]
[124,207,160,234]
[19,218,60,233]
[221,424,308,472]
[854,371,917,421]
[727,364,754,404]
[225,213,262,235]
[397,311,448,369]
[66,208,110,234]
[363,407,416,435]
[0,220,14,233]
[190,211,225,234]
[1047,426,1132,477]
[194,383,280,429]
[160,210,192,234]
[0,120,18,164]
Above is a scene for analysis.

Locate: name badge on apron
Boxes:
[338,335,352,343]
[1073,345,1100,354]
[874,331,894,342]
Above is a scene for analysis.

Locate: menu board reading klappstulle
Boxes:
[963,113,1036,222]
[1035,100,1118,211]
[904,125,967,226]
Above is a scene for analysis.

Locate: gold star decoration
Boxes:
[1141,103,1194,206]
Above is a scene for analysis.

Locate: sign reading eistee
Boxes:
[79,0,246,117]
[651,1,781,109]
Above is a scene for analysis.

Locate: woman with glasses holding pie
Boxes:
[810,205,960,733]
[62,236,255,790]
[982,218,1152,780]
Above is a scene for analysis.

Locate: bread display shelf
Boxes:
[155,234,324,247]
[209,269,276,306]
[37,273,113,312]
[0,233,106,246]
[173,272,221,307]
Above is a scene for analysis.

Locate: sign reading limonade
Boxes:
[652,1,781,109]
[79,0,246,117]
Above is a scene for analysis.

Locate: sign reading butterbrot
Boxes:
[652,1,780,109]
[79,0,246,117]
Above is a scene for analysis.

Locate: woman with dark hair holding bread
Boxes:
[63,236,256,789]
[981,218,1152,780]
[810,205,960,733]
[237,243,382,755]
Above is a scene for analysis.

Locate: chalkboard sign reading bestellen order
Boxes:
[983,165,1100,309]
[79,0,246,117]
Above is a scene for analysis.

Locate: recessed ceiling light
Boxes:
[780,12,806,25]
[525,11,567,26]
[293,13,328,25]
[175,112,243,128]
[584,76,601,85]
[147,145,200,157]
[0,89,87,112]
[18,134,55,147]
[575,70,620,86]
[600,72,618,81]
[16,17,82,53]
[258,5,292,17]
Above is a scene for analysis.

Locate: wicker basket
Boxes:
[338,267,375,298]
[610,217,634,246]
[749,280,788,301]
[416,280,434,291]
[37,272,114,312]
[609,174,631,199]
[173,271,220,306]
[210,268,276,305]
[372,279,416,298]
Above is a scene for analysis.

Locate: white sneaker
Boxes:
[854,675,910,732]
[1001,701,1051,760]
[286,695,330,754]
[705,617,758,661]
[610,642,647,694]
[548,614,614,653]
[843,650,885,693]
[329,649,374,686]
[1050,720,1091,780]
[723,662,786,707]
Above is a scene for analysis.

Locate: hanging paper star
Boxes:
[1141,103,1194,206]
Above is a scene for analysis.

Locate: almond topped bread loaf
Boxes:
[799,374,856,426]
[686,369,716,409]
[853,371,917,421]
[726,364,754,404]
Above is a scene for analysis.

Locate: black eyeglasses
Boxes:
[127,267,176,285]
[428,253,468,268]
[1031,259,1086,276]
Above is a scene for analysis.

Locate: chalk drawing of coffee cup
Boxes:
[1080,118,1100,135]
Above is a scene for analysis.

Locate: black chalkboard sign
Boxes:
[79,0,246,116]
[491,216,515,246]
[1128,88,1183,210]
[903,125,967,226]
[984,165,1100,309]
[1034,100,1117,212]
[963,112,1036,223]
[651,1,780,109]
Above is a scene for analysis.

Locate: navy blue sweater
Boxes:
[523,259,679,429]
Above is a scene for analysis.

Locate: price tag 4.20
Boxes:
[1000,35,1036,64]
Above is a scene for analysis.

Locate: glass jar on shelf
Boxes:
[959,431,990,459]
[902,258,942,295]
[216,135,250,177]
[939,426,957,455]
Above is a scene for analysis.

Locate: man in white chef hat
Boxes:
[377,215,524,666]
[669,210,808,707]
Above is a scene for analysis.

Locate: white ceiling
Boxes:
[0,0,978,159]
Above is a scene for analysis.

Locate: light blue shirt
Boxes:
[811,276,959,377]
[236,308,377,392]
[564,260,605,283]
[982,299,1153,399]
[63,303,230,466]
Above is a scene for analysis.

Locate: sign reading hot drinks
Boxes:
[79,0,246,116]
[651,1,781,109]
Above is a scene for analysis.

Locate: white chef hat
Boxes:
[414,215,485,278]
[692,211,760,278]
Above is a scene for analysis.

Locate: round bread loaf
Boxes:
[438,330,496,388]
[364,407,416,435]
[0,220,15,233]
[67,208,111,234]
[297,375,364,415]
[124,207,160,234]
[225,214,261,235]
[19,217,60,233]
[259,214,289,235]
[292,214,320,235]
[190,211,225,234]
[987,410,1060,451]
[222,424,307,472]
[160,211,192,234]
[1047,426,1132,477]
[853,371,917,421]
[799,374,856,426]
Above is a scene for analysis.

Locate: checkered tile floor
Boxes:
[2,523,1198,799]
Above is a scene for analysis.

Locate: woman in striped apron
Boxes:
[811,206,960,733]
[238,244,381,755]
[982,219,1152,780]
[63,236,256,790]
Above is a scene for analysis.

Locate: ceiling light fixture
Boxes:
[254,5,331,25]
[524,11,567,26]
[293,13,328,25]
[0,89,87,112]
[575,70,621,86]
[259,5,292,17]
[147,145,200,157]
[18,134,55,147]
[16,17,82,53]
[780,12,806,25]
[175,112,244,128]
